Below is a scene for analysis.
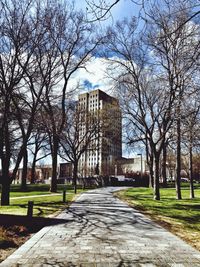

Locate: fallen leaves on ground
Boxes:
[0,226,31,263]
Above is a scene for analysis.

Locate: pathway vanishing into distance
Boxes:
[1,187,200,267]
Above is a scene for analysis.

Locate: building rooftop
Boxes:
[79,89,119,103]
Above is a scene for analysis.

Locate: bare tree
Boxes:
[0,0,44,205]
[59,104,100,194]
[86,0,199,27]
[28,128,50,184]
[105,17,178,200]
[33,1,103,193]
[146,1,199,199]
[181,92,200,198]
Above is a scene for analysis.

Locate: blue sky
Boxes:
[70,0,143,96]
[74,0,141,24]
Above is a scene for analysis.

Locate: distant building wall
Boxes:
[115,157,147,176]
[15,165,53,183]
[78,89,122,177]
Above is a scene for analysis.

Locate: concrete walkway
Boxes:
[1,187,200,267]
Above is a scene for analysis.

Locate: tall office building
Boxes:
[78,89,122,177]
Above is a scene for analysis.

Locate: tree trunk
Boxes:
[1,180,10,206]
[1,150,11,205]
[146,138,153,188]
[1,122,11,206]
[50,135,58,192]
[11,141,29,183]
[149,154,154,188]
[1,158,10,205]
[31,152,37,184]
[73,162,78,194]
[189,140,194,199]
[162,143,167,187]
[21,148,28,191]
[154,153,160,200]
[175,117,182,199]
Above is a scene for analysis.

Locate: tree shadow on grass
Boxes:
[7,201,68,217]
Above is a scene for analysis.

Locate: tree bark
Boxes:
[162,143,167,187]
[189,140,194,199]
[21,148,28,191]
[50,135,59,192]
[146,138,153,188]
[1,180,10,206]
[31,150,37,184]
[11,138,32,182]
[31,160,36,184]
[175,116,182,199]
[149,153,154,188]
[1,153,11,205]
[1,121,11,206]
[73,161,78,194]
[154,153,160,200]
[1,158,10,206]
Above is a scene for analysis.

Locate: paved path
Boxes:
[1,187,200,267]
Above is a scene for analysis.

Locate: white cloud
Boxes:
[68,56,114,97]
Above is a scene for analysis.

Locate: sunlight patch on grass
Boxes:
[0,194,72,216]
[0,185,85,217]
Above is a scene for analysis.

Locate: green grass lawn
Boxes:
[7,184,72,196]
[117,185,200,250]
[0,184,86,217]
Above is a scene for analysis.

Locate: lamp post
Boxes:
[137,153,143,179]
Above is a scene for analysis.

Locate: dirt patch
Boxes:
[0,225,32,263]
